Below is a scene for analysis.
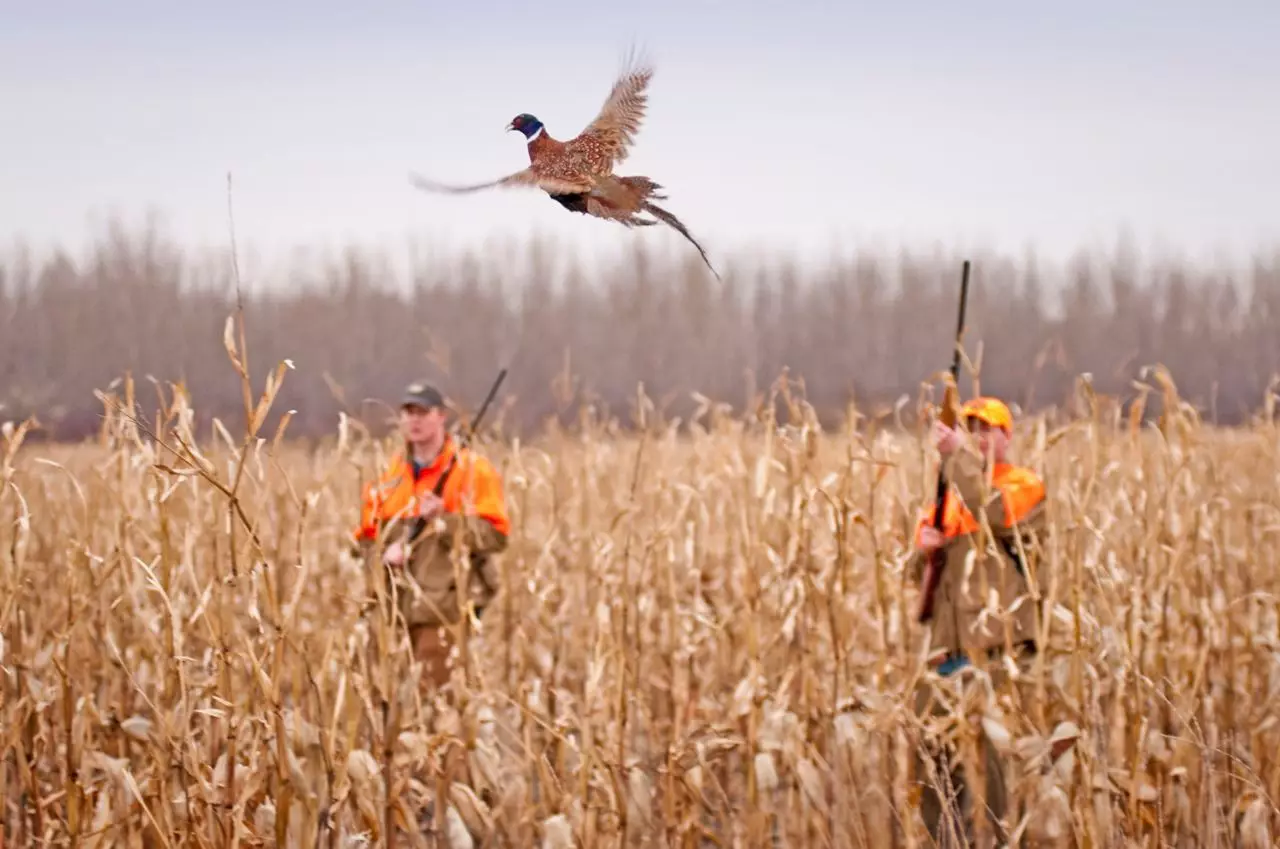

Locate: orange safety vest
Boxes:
[354,437,511,542]
[914,461,1045,546]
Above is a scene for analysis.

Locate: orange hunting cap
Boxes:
[962,396,1013,433]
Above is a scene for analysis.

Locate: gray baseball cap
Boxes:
[400,381,446,410]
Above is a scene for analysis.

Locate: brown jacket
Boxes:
[907,446,1048,663]
[393,511,508,628]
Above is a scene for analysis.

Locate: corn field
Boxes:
[3,308,1279,848]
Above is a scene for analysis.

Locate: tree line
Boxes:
[3,219,1278,441]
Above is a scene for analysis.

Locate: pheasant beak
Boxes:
[504,121,515,132]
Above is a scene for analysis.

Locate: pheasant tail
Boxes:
[590,175,718,278]
[642,201,720,280]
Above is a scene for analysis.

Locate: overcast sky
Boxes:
[3,0,1277,285]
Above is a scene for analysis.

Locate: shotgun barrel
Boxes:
[916,259,971,623]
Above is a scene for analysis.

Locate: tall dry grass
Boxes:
[3,217,1279,439]
[3,308,1280,847]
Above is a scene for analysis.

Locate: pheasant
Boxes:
[408,53,720,279]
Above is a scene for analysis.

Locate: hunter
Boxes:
[907,395,1048,847]
[352,381,510,696]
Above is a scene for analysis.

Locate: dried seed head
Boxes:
[450,783,494,841]
[541,813,575,849]
[754,752,779,794]
[253,801,276,836]
[1238,794,1273,849]
[119,715,151,742]
[627,766,654,827]
[980,712,1013,754]
[346,748,379,786]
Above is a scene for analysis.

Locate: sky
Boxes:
[2,0,1278,287]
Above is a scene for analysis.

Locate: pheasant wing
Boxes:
[575,50,654,171]
[408,168,593,196]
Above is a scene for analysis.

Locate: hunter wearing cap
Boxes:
[907,395,1048,846]
[352,381,510,695]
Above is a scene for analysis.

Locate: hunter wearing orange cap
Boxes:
[353,380,510,696]
[907,395,1049,845]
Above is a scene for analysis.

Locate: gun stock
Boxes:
[916,260,971,623]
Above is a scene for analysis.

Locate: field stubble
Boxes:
[3,339,1280,848]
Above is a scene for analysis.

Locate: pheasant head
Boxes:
[505,114,545,141]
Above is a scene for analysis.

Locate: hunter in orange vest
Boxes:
[907,395,1049,846]
[353,381,510,694]
[909,395,1047,667]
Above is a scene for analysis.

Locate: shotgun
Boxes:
[405,366,508,543]
[916,259,971,623]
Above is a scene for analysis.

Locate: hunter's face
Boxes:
[968,418,1009,461]
[399,404,444,444]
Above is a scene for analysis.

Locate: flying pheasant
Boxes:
[408,53,720,279]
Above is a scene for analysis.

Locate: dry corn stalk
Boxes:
[2,362,1279,847]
